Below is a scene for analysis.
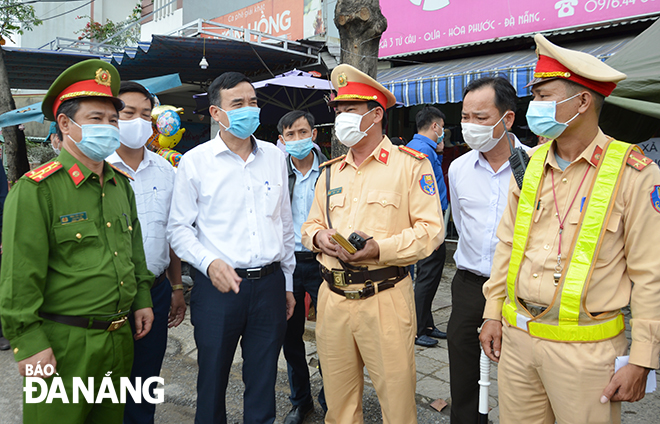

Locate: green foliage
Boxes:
[75,3,142,47]
[0,0,43,43]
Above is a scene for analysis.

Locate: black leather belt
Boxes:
[39,312,129,332]
[321,265,408,287]
[235,262,280,280]
[152,272,167,289]
[295,251,316,261]
[321,265,408,300]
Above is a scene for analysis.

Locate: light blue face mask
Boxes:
[285,137,314,160]
[68,119,121,162]
[219,106,261,139]
[434,130,445,143]
[526,92,582,140]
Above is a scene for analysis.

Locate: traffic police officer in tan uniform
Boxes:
[0,59,154,423]
[479,34,660,423]
[301,64,445,424]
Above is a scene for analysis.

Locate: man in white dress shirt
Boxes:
[447,76,528,424]
[167,72,296,424]
[107,81,187,424]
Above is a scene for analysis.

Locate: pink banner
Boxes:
[379,0,660,57]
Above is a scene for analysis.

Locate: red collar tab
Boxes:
[68,163,85,185]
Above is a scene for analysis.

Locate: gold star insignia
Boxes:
[95,68,112,87]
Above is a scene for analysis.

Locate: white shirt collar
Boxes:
[212,131,262,157]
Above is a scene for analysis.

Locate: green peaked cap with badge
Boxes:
[41,59,124,121]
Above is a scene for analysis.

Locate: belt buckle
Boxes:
[333,270,347,287]
[246,268,261,279]
[107,316,127,332]
[344,290,361,300]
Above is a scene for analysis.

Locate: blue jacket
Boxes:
[407,134,448,210]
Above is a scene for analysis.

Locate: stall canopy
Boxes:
[599,20,660,143]
[377,36,633,107]
[2,34,321,90]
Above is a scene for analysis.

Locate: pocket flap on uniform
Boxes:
[329,193,345,210]
[606,212,621,233]
[54,220,99,243]
[367,190,401,208]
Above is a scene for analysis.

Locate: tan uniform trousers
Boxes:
[499,322,628,424]
[316,276,417,424]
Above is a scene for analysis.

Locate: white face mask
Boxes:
[118,118,153,149]
[334,108,375,147]
[461,114,507,152]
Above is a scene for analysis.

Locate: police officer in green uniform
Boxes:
[0,59,154,424]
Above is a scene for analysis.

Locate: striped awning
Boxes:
[378,37,633,107]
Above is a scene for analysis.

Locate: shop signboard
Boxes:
[379,0,660,57]
[209,0,324,41]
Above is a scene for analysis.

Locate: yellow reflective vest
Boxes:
[502,139,640,342]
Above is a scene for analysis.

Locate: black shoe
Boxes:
[283,401,314,424]
[0,336,10,351]
[414,334,438,347]
[427,327,447,339]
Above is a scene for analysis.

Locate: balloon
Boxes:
[159,127,185,149]
[156,110,181,137]
[158,147,182,168]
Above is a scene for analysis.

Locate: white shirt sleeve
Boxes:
[278,152,296,292]
[448,162,463,238]
[166,153,218,277]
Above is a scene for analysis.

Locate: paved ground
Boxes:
[1,260,659,423]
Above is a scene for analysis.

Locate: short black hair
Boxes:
[208,72,253,108]
[561,79,605,115]
[416,106,445,132]
[367,100,388,135]
[119,81,155,109]
[463,76,517,115]
[277,110,315,135]
[54,98,83,140]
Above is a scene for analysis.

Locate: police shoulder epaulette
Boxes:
[398,145,427,160]
[25,160,63,182]
[627,149,653,171]
[108,163,134,180]
[320,155,346,169]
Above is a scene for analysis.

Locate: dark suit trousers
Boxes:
[447,269,488,424]
[283,257,326,409]
[191,269,287,424]
[413,242,447,336]
[124,278,172,424]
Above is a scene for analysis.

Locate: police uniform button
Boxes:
[102,193,105,197]
[128,226,132,231]
[562,178,568,184]
[348,225,352,229]
[381,200,386,205]
[120,281,124,286]
[544,244,550,250]
[354,198,358,202]
[533,273,539,278]
[107,222,111,227]
[76,233,82,239]
[118,310,121,313]
[357,171,362,175]
[14,347,18,354]
[114,251,118,256]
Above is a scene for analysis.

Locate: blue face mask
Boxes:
[526,92,581,140]
[219,106,261,139]
[285,137,314,160]
[68,119,121,162]
[434,130,445,143]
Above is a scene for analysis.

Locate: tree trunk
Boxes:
[331,0,387,158]
[0,48,29,183]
